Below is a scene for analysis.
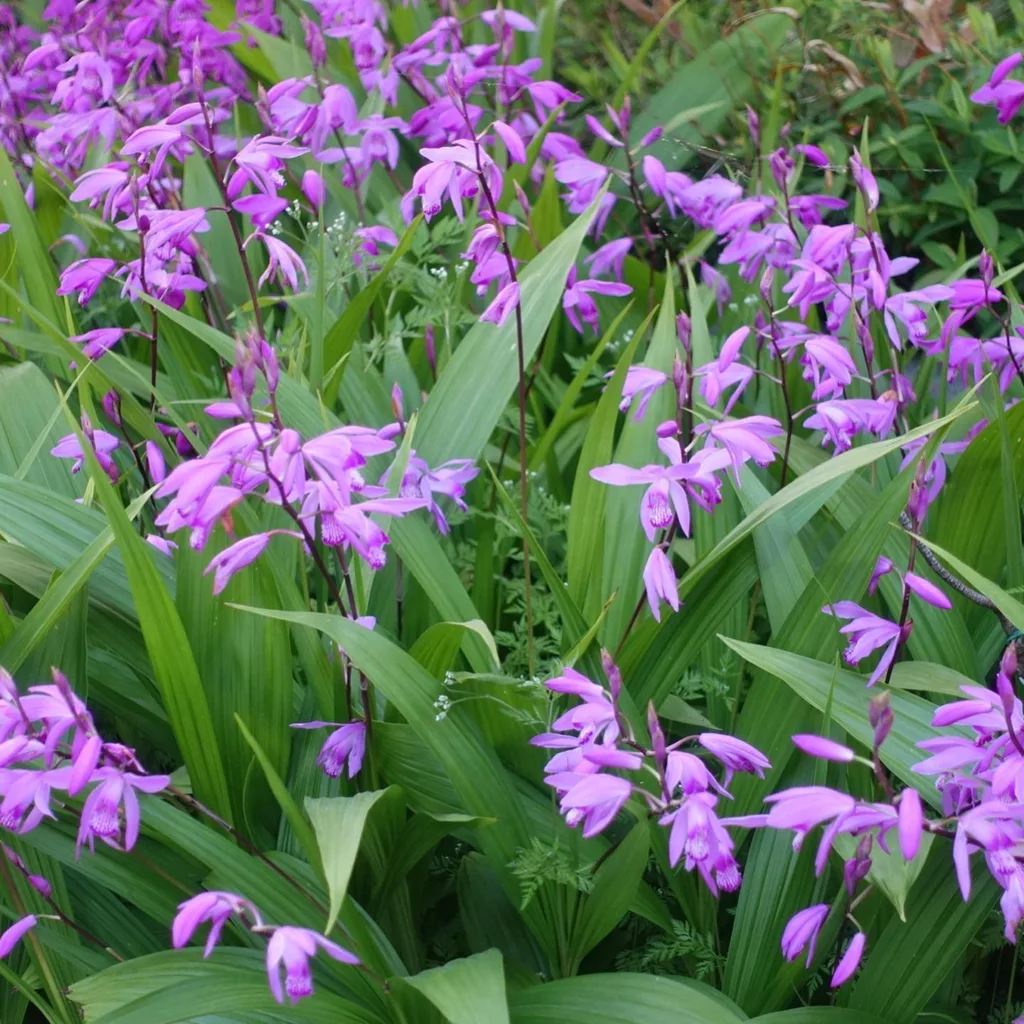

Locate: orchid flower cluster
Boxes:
[531,653,770,896]
[0,665,362,1008]
[0,663,170,959]
[172,891,359,1005]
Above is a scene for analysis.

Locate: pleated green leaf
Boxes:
[403,949,510,1024]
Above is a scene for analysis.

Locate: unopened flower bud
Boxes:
[869,691,893,748]
[102,389,121,426]
[647,700,665,766]
[258,340,279,394]
[656,420,678,438]
[759,266,774,304]
[779,122,792,140]
[514,180,531,220]
[303,16,327,69]
[301,169,325,210]
[980,249,995,288]
[906,478,929,526]
[601,648,622,703]
[391,382,404,423]
[997,669,1016,720]
[191,40,203,91]
[138,213,151,234]
[425,324,436,375]
[769,148,792,191]
[638,126,663,149]
[1003,642,1019,678]
[746,105,760,148]
[675,312,691,352]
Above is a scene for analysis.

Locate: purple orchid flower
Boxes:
[173,892,262,957]
[291,721,366,779]
[822,601,905,685]
[265,926,359,1004]
[971,52,1024,122]
[76,768,172,856]
[562,267,631,334]
[781,904,829,966]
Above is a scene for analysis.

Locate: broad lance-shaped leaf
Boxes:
[721,638,950,808]
[414,184,608,467]
[403,949,510,1024]
[569,822,648,968]
[306,791,393,934]
[508,973,746,1023]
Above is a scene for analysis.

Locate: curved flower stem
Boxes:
[898,511,1015,635]
[170,787,330,918]
[195,93,266,341]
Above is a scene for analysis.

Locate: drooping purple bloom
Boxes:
[204,530,303,595]
[291,721,366,779]
[265,926,359,1004]
[173,892,260,957]
[831,932,866,987]
[643,547,678,622]
[562,268,631,335]
[781,904,829,966]
[698,733,771,781]
[822,601,904,686]
[792,734,855,763]
[898,788,923,860]
[0,915,36,959]
[615,366,668,421]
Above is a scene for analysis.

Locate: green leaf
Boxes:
[0,491,148,675]
[306,790,393,934]
[414,186,607,467]
[834,831,932,922]
[751,1012,887,1023]
[409,619,501,678]
[887,661,975,696]
[403,949,510,1024]
[570,823,649,966]
[509,974,746,1023]
[235,713,321,868]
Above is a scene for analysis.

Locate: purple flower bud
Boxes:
[769,148,792,191]
[601,648,623,703]
[647,700,666,769]
[259,341,279,394]
[145,441,166,485]
[676,313,691,352]
[746,106,760,148]
[637,126,663,149]
[303,16,327,69]
[795,143,830,168]
[102,390,121,426]
[759,266,774,304]
[1002,642,1018,679]
[830,931,866,987]
[792,734,855,762]
[301,170,325,209]
[656,420,678,438]
[850,152,879,213]
[391,382,404,422]
[0,916,36,959]
[906,478,929,525]
[997,669,1016,720]
[781,904,829,966]
[898,788,923,860]
[980,249,995,288]
[425,324,436,375]
[869,691,893,748]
